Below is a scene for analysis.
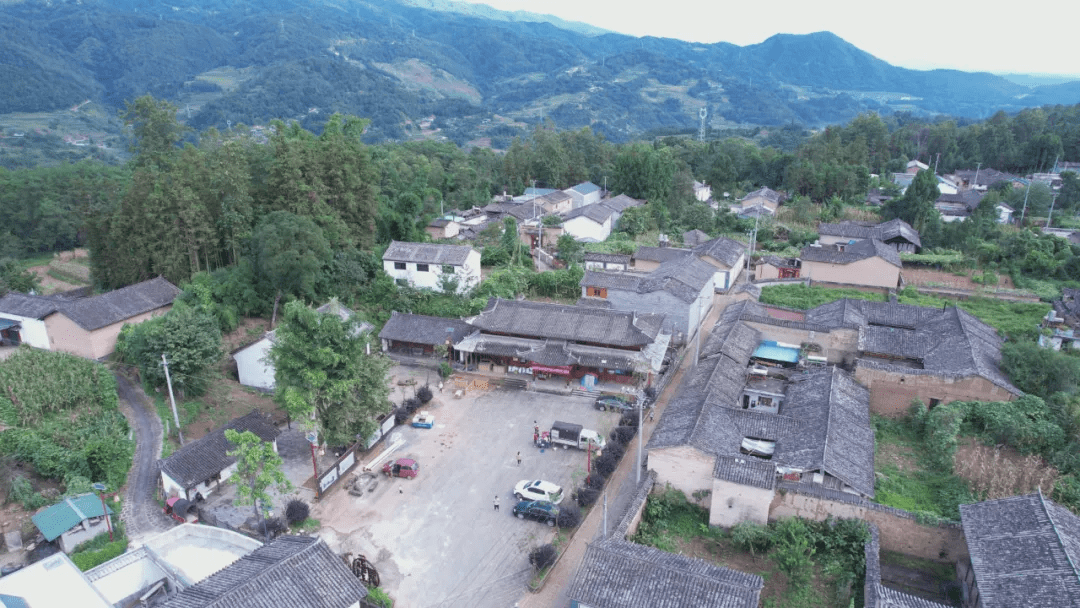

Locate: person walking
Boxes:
[516,451,522,466]
[494,495,500,512]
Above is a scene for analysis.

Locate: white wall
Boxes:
[563,216,611,242]
[0,313,50,349]
[233,337,275,391]
[383,249,480,294]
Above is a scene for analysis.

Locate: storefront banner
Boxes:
[532,365,572,376]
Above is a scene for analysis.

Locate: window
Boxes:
[394,262,406,270]
[416,264,429,272]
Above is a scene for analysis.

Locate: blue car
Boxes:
[513,500,559,526]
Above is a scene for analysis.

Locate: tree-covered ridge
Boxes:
[2,0,1078,146]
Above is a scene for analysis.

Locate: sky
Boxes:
[457,0,1080,78]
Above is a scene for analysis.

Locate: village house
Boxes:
[532,190,574,214]
[31,493,115,554]
[232,301,372,391]
[579,256,716,342]
[564,181,602,208]
[158,411,280,502]
[382,241,481,294]
[817,218,922,253]
[753,255,802,280]
[906,159,929,174]
[454,298,670,390]
[800,239,902,289]
[583,252,631,272]
[693,180,712,202]
[0,276,179,359]
[958,491,1080,608]
[561,203,618,242]
[378,310,473,358]
[646,314,876,528]
[631,236,746,291]
[682,229,711,247]
[424,217,460,240]
[721,297,1023,414]
[736,187,784,215]
[949,167,1018,191]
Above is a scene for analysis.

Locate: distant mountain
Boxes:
[0,0,1077,146]
[998,73,1080,87]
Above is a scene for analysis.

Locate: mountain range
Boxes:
[1,0,1078,146]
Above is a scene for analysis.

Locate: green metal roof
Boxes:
[31,494,113,542]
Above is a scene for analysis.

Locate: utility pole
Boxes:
[1048,193,1060,228]
[161,354,184,446]
[934,152,941,175]
[636,389,643,484]
[603,492,608,538]
[1020,179,1033,226]
[973,162,981,189]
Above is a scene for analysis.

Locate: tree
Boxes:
[251,211,333,326]
[115,302,222,397]
[225,429,291,520]
[270,300,392,446]
[556,234,584,267]
[882,169,939,233]
[0,259,40,295]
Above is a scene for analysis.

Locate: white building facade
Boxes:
[382,241,481,294]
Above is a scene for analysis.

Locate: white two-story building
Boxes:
[382,241,481,294]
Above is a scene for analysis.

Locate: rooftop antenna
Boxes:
[698,107,707,142]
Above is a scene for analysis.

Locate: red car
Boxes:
[164,497,199,524]
[382,458,420,479]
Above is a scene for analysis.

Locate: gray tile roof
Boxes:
[582,257,715,304]
[564,202,616,224]
[568,538,763,608]
[776,367,875,497]
[378,311,473,346]
[740,187,783,203]
[583,252,631,265]
[59,276,181,331]
[876,586,955,608]
[683,229,711,247]
[534,191,572,206]
[818,219,921,249]
[936,189,985,211]
[159,411,280,491]
[693,237,746,268]
[959,492,1080,608]
[633,246,691,264]
[468,298,664,347]
[713,455,776,490]
[382,241,475,266]
[602,194,644,212]
[801,238,902,268]
[159,536,367,608]
[0,292,64,319]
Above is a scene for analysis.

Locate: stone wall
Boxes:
[768,482,968,563]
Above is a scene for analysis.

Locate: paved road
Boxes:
[114,373,175,543]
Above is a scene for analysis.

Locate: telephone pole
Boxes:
[162,354,184,446]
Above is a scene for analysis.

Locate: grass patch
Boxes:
[872,415,972,521]
[291,517,321,533]
[759,284,883,309]
[70,521,127,571]
[15,252,54,271]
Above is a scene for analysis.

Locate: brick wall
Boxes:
[854,365,1017,417]
[768,483,968,563]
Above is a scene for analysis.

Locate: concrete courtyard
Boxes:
[314,370,621,608]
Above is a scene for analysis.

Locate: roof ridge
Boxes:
[598,539,764,589]
[1038,489,1080,586]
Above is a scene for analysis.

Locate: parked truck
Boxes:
[549,421,607,451]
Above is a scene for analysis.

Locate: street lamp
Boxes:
[91,482,115,542]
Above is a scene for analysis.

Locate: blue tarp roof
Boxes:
[752,341,800,363]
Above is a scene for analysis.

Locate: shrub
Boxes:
[393,408,409,425]
[585,473,606,490]
[593,453,619,478]
[730,521,773,556]
[366,587,393,608]
[285,499,310,526]
[438,362,453,378]
[602,441,626,461]
[258,517,287,539]
[71,538,127,571]
[576,487,600,508]
[529,544,557,570]
[8,476,49,510]
[403,398,421,414]
[416,385,433,404]
[610,426,637,444]
[63,475,93,497]
[557,504,582,529]
[618,413,639,428]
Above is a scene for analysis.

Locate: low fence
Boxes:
[316,440,362,498]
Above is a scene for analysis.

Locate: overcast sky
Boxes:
[458,0,1080,77]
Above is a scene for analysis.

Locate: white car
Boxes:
[514,480,564,504]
